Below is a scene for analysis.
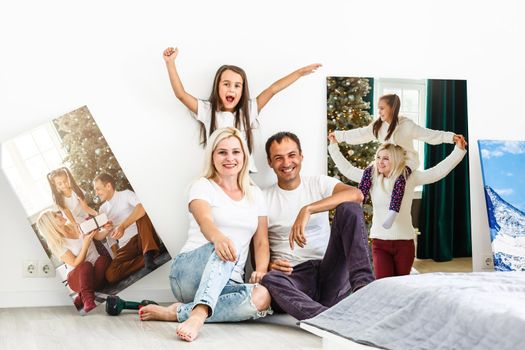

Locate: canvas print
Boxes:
[478,140,525,271]
[1,106,171,314]
[326,77,471,266]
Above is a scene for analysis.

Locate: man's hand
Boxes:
[111,225,125,240]
[289,206,311,249]
[268,259,293,275]
[249,271,266,284]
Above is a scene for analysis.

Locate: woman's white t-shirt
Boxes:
[179,177,267,283]
[58,236,100,272]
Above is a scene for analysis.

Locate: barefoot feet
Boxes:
[139,303,181,321]
[176,313,207,342]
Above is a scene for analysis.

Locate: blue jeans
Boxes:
[169,242,271,322]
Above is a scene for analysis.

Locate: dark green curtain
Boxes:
[365,78,374,114]
[417,80,471,261]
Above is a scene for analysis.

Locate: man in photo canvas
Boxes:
[93,173,160,284]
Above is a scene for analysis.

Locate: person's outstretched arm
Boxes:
[329,121,376,146]
[415,138,468,186]
[189,199,238,262]
[79,198,98,217]
[327,136,365,183]
[163,47,198,114]
[249,216,270,284]
[407,118,467,146]
[256,63,322,112]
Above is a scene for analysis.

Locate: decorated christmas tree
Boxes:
[327,77,378,226]
[53,106,131,210]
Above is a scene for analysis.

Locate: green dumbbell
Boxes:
[105,295,158,316]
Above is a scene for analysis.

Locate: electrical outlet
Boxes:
[38,260,56,278]
[482,255,494,269]
[23,260,38,278]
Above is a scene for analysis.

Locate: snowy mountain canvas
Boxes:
[478,140,525,271]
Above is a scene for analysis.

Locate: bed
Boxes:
[301,272,525,350]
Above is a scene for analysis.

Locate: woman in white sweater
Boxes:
[329,94,466,229]
[328,135,467,279]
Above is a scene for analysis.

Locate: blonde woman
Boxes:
[36,210,111,313]
[328,136,467,279]
[139,127,271,342]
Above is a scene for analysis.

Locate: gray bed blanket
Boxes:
[302,272,525,350]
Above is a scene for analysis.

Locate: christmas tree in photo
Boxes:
[53,106,131,210]
[327,77,378,227]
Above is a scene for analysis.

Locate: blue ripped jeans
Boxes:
[169,242,271,322]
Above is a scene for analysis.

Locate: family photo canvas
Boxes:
[326,77,471,262]
[1,106,171,314]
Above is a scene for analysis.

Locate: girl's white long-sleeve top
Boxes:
[333,116,455,170]
[328,143,466,240]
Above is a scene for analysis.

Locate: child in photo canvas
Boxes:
[47,167,116,255]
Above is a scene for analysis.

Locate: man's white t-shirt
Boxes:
[192,99,259,172]
[179,177,267,283]
[263,175,340,267]
[99,189,140,248]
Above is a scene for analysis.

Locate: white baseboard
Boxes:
[0,289,175,308]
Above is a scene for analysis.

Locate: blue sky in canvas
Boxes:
[479,140,525,212]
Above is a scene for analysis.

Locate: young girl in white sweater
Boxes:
[329,94,466,228]
[328,136,467,278]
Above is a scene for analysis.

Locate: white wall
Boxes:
[1,0,524,307]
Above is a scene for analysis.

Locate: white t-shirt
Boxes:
[99,189,140,248]
[180,177,267,283]
[63,191,90,224]
[263,175,340,267]
[192,99,259,172]
[58,236,100,272]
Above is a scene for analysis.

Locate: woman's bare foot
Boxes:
[176,310,207,342]
[139,303,180,321]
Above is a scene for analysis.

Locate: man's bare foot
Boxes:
[139,303,180,321]
[176,313,206,342]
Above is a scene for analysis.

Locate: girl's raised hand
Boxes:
[163,47,179,62]
[297,63,322,76]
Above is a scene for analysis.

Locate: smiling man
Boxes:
[260,131,375,320]
[93,173,161,284]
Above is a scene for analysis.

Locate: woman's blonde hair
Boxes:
[372,143,409,186]
[36,210,67,258]
[201,127,252,199]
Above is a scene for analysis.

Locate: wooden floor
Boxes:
[0,305,321,350]
[413,257,473,273]
[0,258,473,349]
